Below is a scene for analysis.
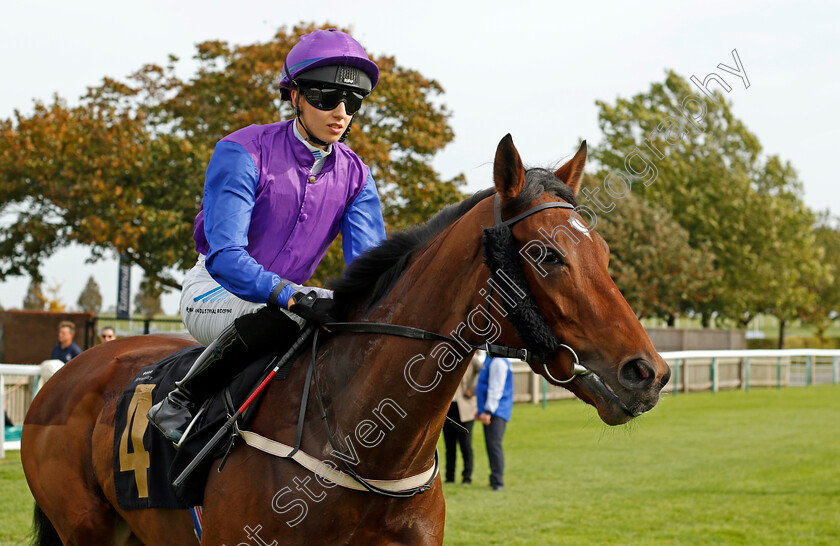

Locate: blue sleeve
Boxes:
[340,171,386,266]
[203,141,282,303]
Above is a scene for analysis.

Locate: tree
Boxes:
[802,213,840,342]
[0,24,464,295]
[43,280,66,312]
[746,158,829,347]
[134,276,163,318]
[22,279,45,310]
[588,175,719,324]
[591,71,824,327]
[0,96,207,293]
[77,275,103,313]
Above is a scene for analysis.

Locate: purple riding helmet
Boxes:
[280,29,379,144]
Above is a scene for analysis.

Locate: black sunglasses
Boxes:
[299,85,367,115]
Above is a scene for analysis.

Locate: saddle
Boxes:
[113,345,281,509]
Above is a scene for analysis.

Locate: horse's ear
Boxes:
[493,134,525,199]
[554,141,587,195]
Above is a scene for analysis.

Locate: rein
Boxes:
[240,328,439,498]
[309,329,439,497]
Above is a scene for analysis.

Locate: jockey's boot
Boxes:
[147,322,249,443]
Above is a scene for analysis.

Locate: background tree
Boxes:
[77,275,103,313]
[803,213,840,342]
[134,276,163,318]
[43,280,66,312]
[0,23,464,296]
[22,279,45,310]
[591,71,823,328]
[747,158,829,346]
[588,175,719,325]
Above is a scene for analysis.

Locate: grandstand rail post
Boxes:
[711,358,717,393]
[672,360,679,396]
[744,357,751,393]
[531,372,539,404]
[806,355,812,386]
[833,355,838,385]
[541,377,546,409]
[777,356,782,390]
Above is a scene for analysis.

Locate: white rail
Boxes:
[1,363,43,458]
[512,349,840,404]
[5,349,840,456]
[657,349,840,395]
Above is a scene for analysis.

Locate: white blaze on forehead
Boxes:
[569,217,592,240]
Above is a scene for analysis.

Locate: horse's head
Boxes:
[484,134,670,425]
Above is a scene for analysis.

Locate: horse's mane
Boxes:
[329,168,577,317]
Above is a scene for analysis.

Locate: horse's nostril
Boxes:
[619,359,655,389]
[660,365,672,388]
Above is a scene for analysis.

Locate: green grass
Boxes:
[0,449,32,545]
[2,387,838,544]
[440,386,840,545]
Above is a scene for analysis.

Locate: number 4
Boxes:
[119,384,156,498]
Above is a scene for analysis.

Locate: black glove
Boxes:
[288,291,338,325]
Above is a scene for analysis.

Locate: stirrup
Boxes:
[175,401,210,449]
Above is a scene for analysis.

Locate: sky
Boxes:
[1,0,838,315]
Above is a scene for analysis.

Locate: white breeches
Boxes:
[180,256,304,346]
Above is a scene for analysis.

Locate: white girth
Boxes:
[238,429,438,493]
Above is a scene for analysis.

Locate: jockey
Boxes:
[148,29,386,443]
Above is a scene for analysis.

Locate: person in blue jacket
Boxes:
[476,353,514,491]
[148,29,386,442]
[51,321,82,363]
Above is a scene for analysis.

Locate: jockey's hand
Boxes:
[289,290,338,325]
[286,286,333,308]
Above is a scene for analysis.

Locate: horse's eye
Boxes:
[528,246,565,267]
[543,248,565,266]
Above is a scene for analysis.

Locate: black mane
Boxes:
[329,168,577,318]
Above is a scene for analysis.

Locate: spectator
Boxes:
[51,321,82,363]
[476,353,514,491]
[99,326,117,343]
[442,350,483,484]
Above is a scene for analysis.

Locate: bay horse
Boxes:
[22,135,671,545]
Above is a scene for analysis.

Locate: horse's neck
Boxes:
[319,232,484,476]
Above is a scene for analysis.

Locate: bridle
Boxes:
[179,191,596,498]
[328,193,590,378]
[298,191,592,497]
[481,193,591,382]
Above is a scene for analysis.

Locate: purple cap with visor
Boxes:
[280,29,379,99]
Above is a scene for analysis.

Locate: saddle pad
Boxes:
[113,345,276,510]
